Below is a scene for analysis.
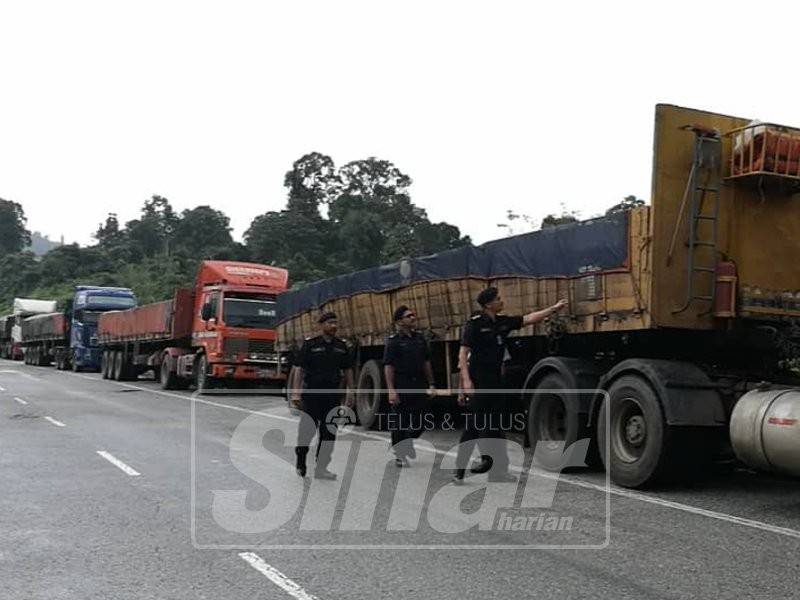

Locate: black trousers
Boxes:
[390,387,426,459]
[295,392,342,470]
[455,371,509,472]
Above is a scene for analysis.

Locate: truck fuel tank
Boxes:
[730,388,800,477]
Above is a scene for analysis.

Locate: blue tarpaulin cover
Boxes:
[277,211,629,323]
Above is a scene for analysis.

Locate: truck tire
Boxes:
[597,374,671,488]
[195,354,214,394]
[597,373,717,489]
[101,351,110,379]
[160,356,179,390]
[112,351,124,381]
[526,372,593,471]
[355,359,385,429]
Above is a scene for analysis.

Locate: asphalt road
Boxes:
[1,358,799,600]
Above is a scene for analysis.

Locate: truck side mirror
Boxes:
[201,303,213,321]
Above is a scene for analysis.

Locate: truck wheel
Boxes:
[355,360,385,429]
[598,374,669,488]
[195,354,214,394]
[526,372,593,471]
[111,351,124,380]
[100,351,109,379]
[160,356,178,390]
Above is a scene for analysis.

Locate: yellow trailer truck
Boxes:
[276,105,800,489]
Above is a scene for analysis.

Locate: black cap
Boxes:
[393,305,411,321]
[476,287,499,307]
[318,311,337,324]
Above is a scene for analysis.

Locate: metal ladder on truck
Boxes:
[668,126,721,315]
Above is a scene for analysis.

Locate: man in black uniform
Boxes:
[454,287,567,484]
[383,305,436,467]
[291,312,354,480]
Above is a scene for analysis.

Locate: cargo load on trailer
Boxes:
[276,104,800,489]
[2,299,58,361]
[97,260,289,392]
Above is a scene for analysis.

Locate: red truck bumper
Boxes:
[210,362,286,381]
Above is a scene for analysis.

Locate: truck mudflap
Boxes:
[590,358,726,427]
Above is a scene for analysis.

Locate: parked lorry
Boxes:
[96,260,289,392]
[20,287,137,370]
[1,299,58,361]
[275,104,800,489]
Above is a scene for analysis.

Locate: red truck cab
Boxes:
[192,261,289,384]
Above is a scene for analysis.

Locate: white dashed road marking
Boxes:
[96,450,141,477]
[44,416,65,427]
[239,552,320,600]
[14,397,28,405]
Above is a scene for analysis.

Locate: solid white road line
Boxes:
[96,450,141,477]
[63,372,800,541]
[238,552,320,600]
[0,384,5,391]
[43,416,65,427]
[14,397,28,405]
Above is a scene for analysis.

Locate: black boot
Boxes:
[295,448,307,478]
[470,455,492,474]
[452,469,466,485]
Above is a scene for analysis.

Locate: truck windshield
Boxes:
[223,295,277,329]
[86,296,136,309]
[77,311,102,325]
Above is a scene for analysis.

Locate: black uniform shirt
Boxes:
[460,312,524,377]
[298,335,352,389]
[383,330,430,386]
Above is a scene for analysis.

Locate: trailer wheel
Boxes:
[100,351,110,379]
[526,372,593,471]
[111,351,123,380]
[598,374,669,488]
[355,359,385,429]
[160,356,179,390]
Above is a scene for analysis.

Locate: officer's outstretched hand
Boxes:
[388,390,400,406]
[457,392,468,407]
[426,386,437,398]
[343,389,355,408]
[554,298,568,311]
[290,393,302,410]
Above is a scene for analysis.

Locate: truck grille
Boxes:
[223,338,248,354]
[248,340,274,354]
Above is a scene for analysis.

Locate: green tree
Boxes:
[126,195,179,259]
[173,205,234,257]
[0,199,32,255]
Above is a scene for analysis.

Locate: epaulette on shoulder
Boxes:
[470,313,482,320]
[388,333,397,339]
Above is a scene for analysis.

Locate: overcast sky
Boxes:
[2,1,798,248]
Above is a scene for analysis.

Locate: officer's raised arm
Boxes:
[521,298,568,326]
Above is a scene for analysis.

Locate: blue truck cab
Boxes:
[69,286,136,371]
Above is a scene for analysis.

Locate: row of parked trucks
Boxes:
[0,261,288,391]
[2,105,799,490]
